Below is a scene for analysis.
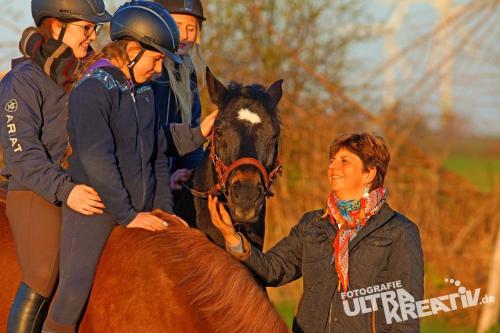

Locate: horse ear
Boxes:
[267,79,283,110]
[206,67,228,105]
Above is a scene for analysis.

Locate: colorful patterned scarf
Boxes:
[326,187,387,293]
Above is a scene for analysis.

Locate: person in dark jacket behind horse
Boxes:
[0,1,111,331]
[41,2,217,332]
[152,0,207,192]
[209,133,424,333]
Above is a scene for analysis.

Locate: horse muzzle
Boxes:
[227,168,265,223]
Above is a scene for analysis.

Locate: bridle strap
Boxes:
[186,129,283,199]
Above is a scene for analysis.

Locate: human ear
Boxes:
[364,166,377,186]
[50,21,63,40]
[125,41,142,62]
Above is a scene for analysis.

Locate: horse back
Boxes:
[0,189,22,331]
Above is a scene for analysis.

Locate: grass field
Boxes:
[442,135,499,193]
[443,153,499,193]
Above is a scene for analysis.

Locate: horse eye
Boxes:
[215,128,223,137]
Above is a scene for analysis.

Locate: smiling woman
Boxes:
[209,133,424,333]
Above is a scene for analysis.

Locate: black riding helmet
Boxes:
[31,0,112,26]
[154,0,206,22]
[111,0,182,73]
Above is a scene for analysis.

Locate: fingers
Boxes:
[127,213,168,232]
[207,195,220,225]
[80,206,102,215]
[208,196,233,232]
[145,219,167,231]
[77,207,94,216]
[81,185,104,203]
[144,214,168,231]
[86,193,103,202]
[201,109,219,138]
[170,169,193,191]
[75,199,105,215]
[138,225,156,232]
[179,173,191,182]
[218,202,233,227]
[208,109,219,119]
[82,185,99,196]
[87,199,105,209]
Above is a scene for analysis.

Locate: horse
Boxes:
[0,71,288,331]
[175,68,283,251]
[0,204,288,332]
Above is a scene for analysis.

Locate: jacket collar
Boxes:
[318,202,395,247]
[347,202,395,251]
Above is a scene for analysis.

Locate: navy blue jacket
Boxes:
[152,68,204,172]
[68,65,205,226]
[0,60,75,204]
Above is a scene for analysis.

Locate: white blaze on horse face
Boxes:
[237,108,261,125]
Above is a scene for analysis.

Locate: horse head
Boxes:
[194,68,283,247]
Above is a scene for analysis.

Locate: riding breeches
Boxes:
[47,206,116,326]
[6,191,61,298]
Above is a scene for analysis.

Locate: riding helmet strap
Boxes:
[127,48,145,85]
[58,23,67,42]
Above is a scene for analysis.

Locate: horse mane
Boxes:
[144,212,288,333]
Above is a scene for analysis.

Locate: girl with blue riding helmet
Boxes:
[41,1,217,331]
[152,0,208,193]
[0,0,111,331]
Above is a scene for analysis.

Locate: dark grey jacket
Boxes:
[152,67,204,172]
[236,203,423,333]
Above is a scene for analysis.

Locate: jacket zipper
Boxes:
[131,91,147,210]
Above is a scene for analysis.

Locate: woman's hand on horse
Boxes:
[126,212,169,232]
[67,185,105,215]
[200,109,219,138]
[208,195,241,247]
[169,169,193,191]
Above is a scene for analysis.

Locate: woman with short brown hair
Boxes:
[209,133,424,332]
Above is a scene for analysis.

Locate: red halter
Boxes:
[189,130,283,199]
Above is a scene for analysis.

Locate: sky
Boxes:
[0,0,498,135]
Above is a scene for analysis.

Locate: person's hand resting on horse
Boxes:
[126,212,169,232]
[170,168,193,192]
[67,184,105,215]
[208,195,241,248]
[200,109,219,138]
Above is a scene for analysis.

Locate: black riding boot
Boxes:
[7,282,50,333]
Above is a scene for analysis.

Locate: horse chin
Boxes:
[233,216,259,224]
[230,207,260,224]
